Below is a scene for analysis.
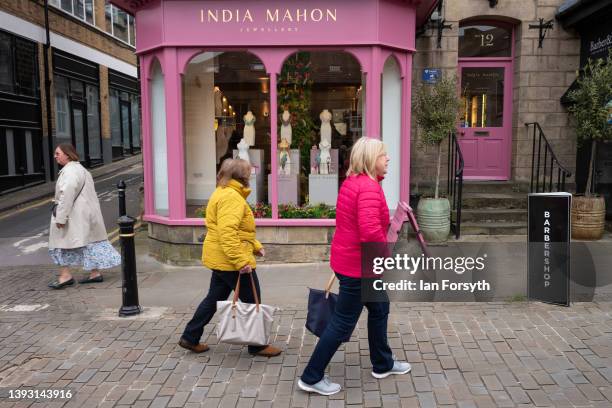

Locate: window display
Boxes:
[183,52,271,217]
[277,52,364,213]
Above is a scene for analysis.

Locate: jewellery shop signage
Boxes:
[161,0,414,49]
[527,193,571,306]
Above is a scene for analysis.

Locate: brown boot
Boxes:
[251,345,282,357]
[178,338,209,353]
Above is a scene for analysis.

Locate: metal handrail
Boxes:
[447,132,464,239]
[525,122,572,193]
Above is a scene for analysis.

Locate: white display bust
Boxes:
[237,138,250,164]
[320,109,332,145]
[243,111,256,146]
[319,139,331,175]
[280,110,292,146]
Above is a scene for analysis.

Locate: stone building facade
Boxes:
[411,0,580,188]
[0,0,139,194]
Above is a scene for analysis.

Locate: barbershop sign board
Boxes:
[527,193,571,306]
[158,0,415,49]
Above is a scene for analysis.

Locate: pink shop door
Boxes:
[457,62,512,180]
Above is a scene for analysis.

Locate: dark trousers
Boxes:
[182,269,266,354]
[301,272,394,385]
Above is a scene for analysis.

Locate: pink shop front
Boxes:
[111,0,436,264]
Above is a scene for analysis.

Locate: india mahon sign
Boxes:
[527,193,571,306]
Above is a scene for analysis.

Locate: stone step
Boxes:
[454,208,527,223]
[461,181,529,194]
[459,221,527,236]
[461,192,527,209]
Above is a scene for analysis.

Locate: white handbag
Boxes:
[216,273,275,346]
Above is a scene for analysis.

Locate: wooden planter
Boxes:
[571,195,606,240]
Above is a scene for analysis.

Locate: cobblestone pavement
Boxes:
[0,265,611,408]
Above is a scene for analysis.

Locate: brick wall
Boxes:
[0,0,136,65]
[411,0,579,186]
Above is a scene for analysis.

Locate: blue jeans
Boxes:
[182,270,265,354]
[301,272,394,384]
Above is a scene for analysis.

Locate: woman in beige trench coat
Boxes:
[48,144,121,289]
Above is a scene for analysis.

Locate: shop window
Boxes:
[54,75,72,146]
[0,128,45,194]
[276,51,364,217]
[86,85,102,161]
[0,32,13,93]
[110,88,141,157]
[381,56,402,210]
[183,51,271,218]
[459,23,512,58]
[131,94,141,149]
[105,1,135,46]
[150,60,169,216]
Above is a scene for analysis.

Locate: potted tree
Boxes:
[413,75,460,243]
[567,54,612,240]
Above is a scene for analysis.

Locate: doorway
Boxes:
[457,21,514,180]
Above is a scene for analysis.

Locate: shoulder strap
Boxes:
[74,167,87,201]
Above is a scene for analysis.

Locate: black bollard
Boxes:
[118,215,141,316]
[117,180,126,217]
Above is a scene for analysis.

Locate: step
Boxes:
[454,208,527,223]
[459,221,527,236]
[461,181,529,194]
[461,192,527,209]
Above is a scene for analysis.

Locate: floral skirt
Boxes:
[49,240,121,271]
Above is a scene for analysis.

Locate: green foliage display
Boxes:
[277,52,317,182]
[413,75,461,199]
[567,53,612,196]
[195,202,334,219]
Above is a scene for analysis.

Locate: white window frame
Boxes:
[49,0,96,27]
[105,1,136,47]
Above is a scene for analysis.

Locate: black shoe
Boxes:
[78,275,103,284]
[48,278,75,289]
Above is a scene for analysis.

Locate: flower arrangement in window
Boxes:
[195,202,335,219]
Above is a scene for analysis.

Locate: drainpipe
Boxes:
[43,0,55,181]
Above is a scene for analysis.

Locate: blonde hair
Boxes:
[346,137,386,179]
[217,158,251,187]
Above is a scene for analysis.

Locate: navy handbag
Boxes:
[306,273,349,342]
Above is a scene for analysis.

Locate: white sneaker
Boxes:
[371,361,412,379]
[298,375,341,395]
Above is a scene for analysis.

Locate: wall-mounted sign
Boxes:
[422,68,440,84]
[528,193,571,306]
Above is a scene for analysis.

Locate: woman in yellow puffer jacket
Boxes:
[179,158,281,358]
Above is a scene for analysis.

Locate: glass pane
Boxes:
[128,15,136,46]
[105,2,113,34]
[460,67,504,128]
[113,6,129,43]
[74,0,85,19]
[14,38,37,96]
[110,89,122,146]
[131,95,141,148]
[121,103,131,150]
[60,0,72,13]
[73,107,85,159]
[70,79,84,100]
[0,33,13,93]
[277,51,364,216]
[85,0,94,24]
[54,76,72,144]
[183,51,271,218]
[5,129,16,175]
[86,85,101,160]
[151,60,169,216]
[459,24,512,57]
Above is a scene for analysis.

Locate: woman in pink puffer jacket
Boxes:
[299,137,412,396]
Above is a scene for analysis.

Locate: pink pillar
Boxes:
[140,55,154,216]
[400,53,413,203]
[162,47,186,220]
[366,46,382,139]
[269,72,279,218]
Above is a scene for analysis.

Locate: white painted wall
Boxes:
[150,61,169,216]
[183,54,216,204]
[382,57,402,210]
